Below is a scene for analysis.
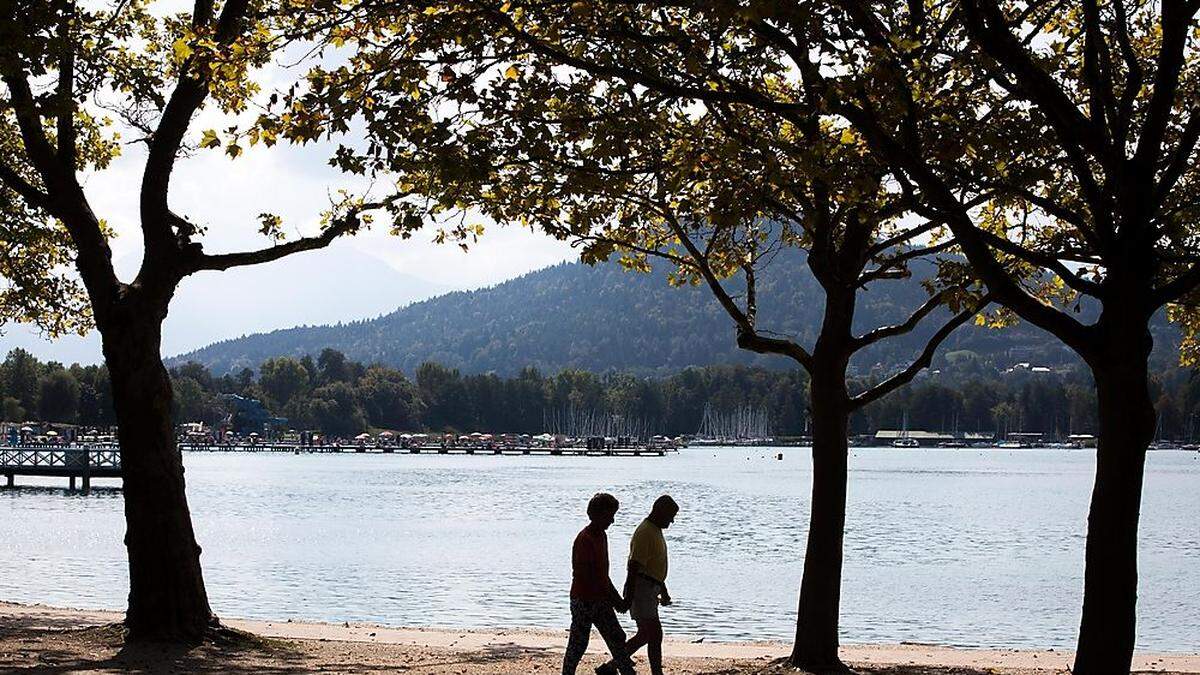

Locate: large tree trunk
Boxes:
[101,313,215,642]
[790,380,851,673]
[1073,331,1155,673]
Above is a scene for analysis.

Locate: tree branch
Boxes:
[853,289,949,349]
[2,70,118,305]
[830,92,1094,354]
[1131,0,1194,175]
[140,0,252,258]
[849,295,991,410]
[479,5,803,118]
[1154,110,1200,209]
[859,239,956,286]
[1152,262,1200,308]
[190,210,360,273]
[56,2,78,170]
[2,75,62,183]
[973,228,1104,297]
[657,209,814,370]
[0,162,52,212]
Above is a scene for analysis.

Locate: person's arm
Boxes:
[608,577,628,611]
[659,581,671,606]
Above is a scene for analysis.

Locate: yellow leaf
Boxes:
[172,38,192,62]
[200,129,220,149]
[504,65,520,80]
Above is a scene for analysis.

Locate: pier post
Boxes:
[70,475,77,491]
[82,448,92,495]
[4,473,12,487]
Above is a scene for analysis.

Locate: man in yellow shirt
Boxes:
[598,495,679,675]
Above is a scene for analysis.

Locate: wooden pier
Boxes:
[178,443,674,457]
[0,445,121,494]
[0,441,671,494]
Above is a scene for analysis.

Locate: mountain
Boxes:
[162,245,451,356]
[170,255,1180,376]
[5,245,451,366]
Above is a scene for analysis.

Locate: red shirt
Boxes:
[569,524,610,601]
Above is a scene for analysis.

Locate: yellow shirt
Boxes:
[629,519,668,583]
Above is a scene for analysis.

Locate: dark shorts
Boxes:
[628,575,662,621]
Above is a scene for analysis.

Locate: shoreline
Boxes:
[2,602,1198,673]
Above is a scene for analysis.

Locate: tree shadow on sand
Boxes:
[0,622,315,674]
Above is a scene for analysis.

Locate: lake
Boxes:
[1,447,1197,651]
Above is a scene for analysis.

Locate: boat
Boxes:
[892,412,919,447]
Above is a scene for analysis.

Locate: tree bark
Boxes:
[790,375,851,673]
[1074,338,1155,674]
[789,269,855,673]
[101,311,215,642]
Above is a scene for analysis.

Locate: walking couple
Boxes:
[563,492,679,675]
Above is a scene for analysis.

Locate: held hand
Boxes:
[616,598,631,614]
[659,592,672,607]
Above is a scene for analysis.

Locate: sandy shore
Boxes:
[1,602,1197,674]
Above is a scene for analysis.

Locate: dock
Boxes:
[0,445,121,494]
[0,440,673,494]
[178,443,674,456]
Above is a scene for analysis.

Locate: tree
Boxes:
[0,0,451,641]
[787,4,1200,669]
[317,8,992,668]
[258,357,310,408]
[1,348,41,414]
[37,367,80,422]
[373,2,1196,669]
[416,361,467,431]
[358,365,423,430]
[316,348,353,385]
[305,381,367,437]
[1,397,23,422]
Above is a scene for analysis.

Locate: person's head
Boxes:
[649,494,679,529]
[586,492,620,530]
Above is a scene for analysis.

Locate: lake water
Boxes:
[1,448,1197,651]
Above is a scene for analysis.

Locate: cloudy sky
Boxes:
[4,128,576,365]
[4,8,583,366]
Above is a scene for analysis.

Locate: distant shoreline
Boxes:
[3,601,1198,674]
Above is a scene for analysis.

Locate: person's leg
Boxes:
[624,618,652,656]
[592,604,637,675]
[562,599,593,675]
[644,616,664,675]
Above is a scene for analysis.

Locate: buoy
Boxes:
[776,453,784,460]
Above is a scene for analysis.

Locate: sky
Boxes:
[2,7,579,366]
[2,129,577,366]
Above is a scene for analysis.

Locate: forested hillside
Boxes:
[170,257,1180,376]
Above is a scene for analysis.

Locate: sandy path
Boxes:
[1,602,1196,674]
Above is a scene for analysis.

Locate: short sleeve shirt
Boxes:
[629,519,668,583]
